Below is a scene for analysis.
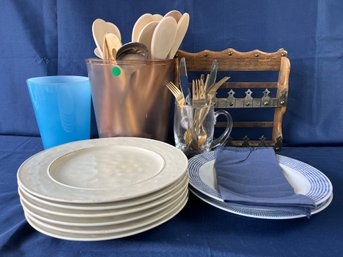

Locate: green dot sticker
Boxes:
[112,66,121,77]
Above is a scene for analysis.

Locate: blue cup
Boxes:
[27,76,91,149]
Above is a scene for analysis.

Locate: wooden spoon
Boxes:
[152,14,163,21]
[151,16,177,60]
[164,10,182,22]
[106,22,121,42]
[94,48,102,59]
[92,19,121,56]
[168,13,190,59]
[137,21,159,57]
[131,13,154,42]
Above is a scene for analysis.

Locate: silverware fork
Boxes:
[195,77,230,148]
[198,79,207,104]
[196,76,231,131]
[207,76,230,103]
[166,81,186,106]
[192,79,207,107]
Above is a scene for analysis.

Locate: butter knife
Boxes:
[179,57,190,103]
[205,59,218,92]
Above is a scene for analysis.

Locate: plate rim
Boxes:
[190,187,333,219]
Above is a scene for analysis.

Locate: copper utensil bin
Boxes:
[86,59,174,141]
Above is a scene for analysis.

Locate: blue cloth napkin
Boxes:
[214,147,315,217]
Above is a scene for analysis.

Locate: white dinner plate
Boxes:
[22,185,188,227]
[18,175,188,217]
[17,137,188,203]
[18,173,188,211]
[24,192,188,240]
[188,151,333,206]
[20,182,187,218]
[21,186,187,227]
[190,187,333,219]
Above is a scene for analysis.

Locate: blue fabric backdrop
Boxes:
[1,0,343,145]
[1,2,343,256]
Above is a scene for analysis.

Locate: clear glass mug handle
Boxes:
[211,110,233,149]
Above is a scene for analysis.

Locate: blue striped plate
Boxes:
[188,151,333,219]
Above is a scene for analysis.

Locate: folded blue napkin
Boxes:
[214,147,315,217]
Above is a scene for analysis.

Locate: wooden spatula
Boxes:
[103,33,122,60]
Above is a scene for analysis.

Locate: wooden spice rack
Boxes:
[176,48,290,150]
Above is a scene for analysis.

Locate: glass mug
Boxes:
[174,104,233,157]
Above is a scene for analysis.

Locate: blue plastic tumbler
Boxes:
[27,76,91,149]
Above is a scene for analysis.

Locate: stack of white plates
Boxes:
[188,151,333,219]
[17,137,189,241]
